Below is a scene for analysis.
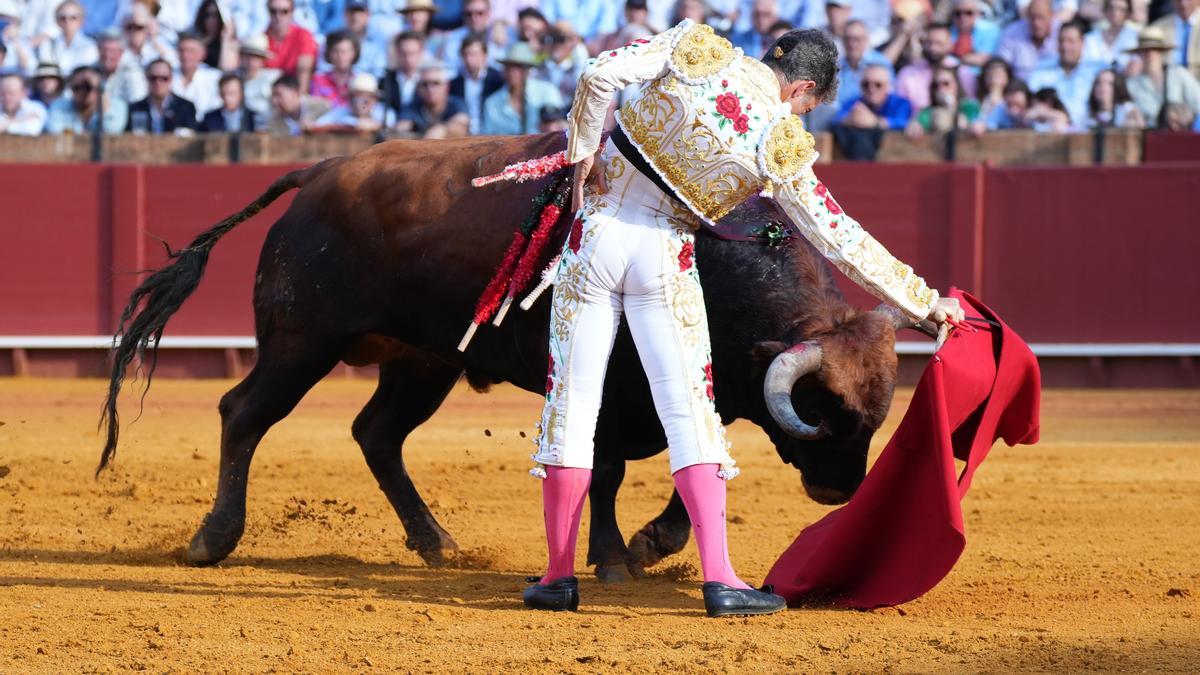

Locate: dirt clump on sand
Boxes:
[0,379,1197,672]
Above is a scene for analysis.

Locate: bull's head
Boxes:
[755,304,917,505]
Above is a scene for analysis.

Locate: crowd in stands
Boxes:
[0,0,1198,154]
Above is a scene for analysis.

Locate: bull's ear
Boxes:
[750,341,788,363]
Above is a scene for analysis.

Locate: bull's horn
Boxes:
[874,302,939,339]
[763,341,830,439]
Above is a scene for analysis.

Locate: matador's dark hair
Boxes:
[761,29,840,104]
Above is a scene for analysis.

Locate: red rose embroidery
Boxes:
[715,92,741,119]
[733,114,750,134]
[678,241,695,271]
[545,353,556,395]
[568,217,583,253]
[814,182,828,197]
[703,363,715,401]
[721,79,728,87]
[825,195,843,215]
[746,103,752,110]
[609,51,618,56]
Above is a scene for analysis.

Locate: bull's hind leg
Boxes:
[352,354,462,565]
[587,453,643,583]
[187,343,341,566]
[627,489,692,570]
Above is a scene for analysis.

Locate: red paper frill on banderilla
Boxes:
[764,289,1042,609]
[457,171,573,352]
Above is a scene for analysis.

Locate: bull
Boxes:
[99,133,929,581]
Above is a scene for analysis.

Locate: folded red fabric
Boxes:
[764,289,1041,609]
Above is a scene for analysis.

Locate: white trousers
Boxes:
[530,144,739,480]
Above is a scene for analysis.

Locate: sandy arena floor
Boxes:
[0,377,1197,672]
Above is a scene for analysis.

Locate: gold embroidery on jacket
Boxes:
[764,116,817,180]
[670,24,735,79]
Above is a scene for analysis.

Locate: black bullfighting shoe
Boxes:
[523,575,580,612]
[702,582,788,618]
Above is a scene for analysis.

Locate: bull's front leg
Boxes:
[627,489,691,570]
[585,452,643,583]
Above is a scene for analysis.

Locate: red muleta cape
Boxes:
[764,289,1041,609]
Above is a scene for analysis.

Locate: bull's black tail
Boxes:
[97,167,310,475]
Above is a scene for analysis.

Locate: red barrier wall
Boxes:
[1,161,1197,381]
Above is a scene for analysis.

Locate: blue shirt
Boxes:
[1175,14,1194,68]
[399,95,469,134]
[45,97,128,135]
[1027,62,1099,127]
[540,0,621,41]
[837,51,893,107]
[481,78,565,135]
[833,93,912,129]
[950,18,1002,56]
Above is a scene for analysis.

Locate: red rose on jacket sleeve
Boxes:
[678,241,695,271]
[715,92,741,119]
[733,114,750,134]
[568,217,583,253]
[825,195,843,215]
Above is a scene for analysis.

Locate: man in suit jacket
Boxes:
[1149,0,1200,80]
[127,58,198,133]
[200,73,262,132]
[449,34,503,134]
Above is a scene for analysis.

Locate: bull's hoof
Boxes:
[407,531,459,567]
[594,563,634,584]
[628,523,690,569]
[186,514,243,567]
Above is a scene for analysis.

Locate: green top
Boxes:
[917,99,981,131]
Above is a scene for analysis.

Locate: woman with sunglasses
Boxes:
[44,64,127,134]
[35,0,97,74]
[906,65,980,136]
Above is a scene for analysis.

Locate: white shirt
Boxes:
[242,67,281,117]
[172,63,222,115]
[0,97,47,135]
[1082,24,1139,70]
[36,33,99,74]
[104,55,149,105]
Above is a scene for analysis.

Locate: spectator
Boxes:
[312,72,393,131]
[265,0,318,95]
[671,0,710,28]
[1027,86,1074,129]
[998,0,1060,80]
[82,0,127,38]
[838,20,893,108]
[338,1,387,78]
[593,0,652,54]
[1028,20,1098,126]
[983,79,1033,129]
[450,33,503,134]
[1083,0,1140,70]
[538,103,567,132]
[950,0,1002,67]
[541,0,622,42]
[0,2,36,75]
[0,72,46,135]
[835,64,913,129]
[228,0,270,42]
[976,57,1014,118]
[200,73,262,131]
[174,32,222,116]
[192,0,239,72]
[45,65,127,134]
[849,0,894,48]
[13,0,55,49]
[1163,100,1197,129]
[1148,0,1200,80]
[820,0,853,51]
[907,64,981,135]
[96,27,148,106]
[490,0,542,28]
[267,73,330,134]
[732,0,780,58]
[29,61,62,107]
[128,59,198,134]
[398,61,470,137]
[897,23,976,110]
[516,8,551,51]
[534,22,588,101]
[439,0,510,73]
[382,31,427,116]
[1086,67,1146,127]
[310,30,359,107]
[122,4,179,69]
[36,0,98,75]
[239,34,282,117]
[397,0,437,39]
[769,19,794,41]
[481,41,564,134]
[1125,27,1200,126]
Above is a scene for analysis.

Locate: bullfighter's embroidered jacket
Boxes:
[565,19,938,322]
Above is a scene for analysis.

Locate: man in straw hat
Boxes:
[239,34,282,117]
[1124,25,1200,126]
[521,19,964,617]
[313,71,394,131]
[481,40,563,134]
[1149,0,1200,80]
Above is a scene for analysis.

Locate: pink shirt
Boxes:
[895,58,977,111]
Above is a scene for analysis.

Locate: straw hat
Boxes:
[239,33,275,59]
[0,0,20,19]
[397,0,436,13]
[498,41,540,68]
[349,72,380,97]
[1126,27,1176,53]
[33,62,63,81]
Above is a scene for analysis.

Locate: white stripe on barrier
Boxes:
[0,337,1197,358]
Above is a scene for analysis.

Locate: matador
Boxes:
[522,21,965,617]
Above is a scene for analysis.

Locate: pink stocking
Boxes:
[539,466,592,584]
[673,463,751,589]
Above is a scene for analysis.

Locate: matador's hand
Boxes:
[571,149,608,212]
[929,296,966,351]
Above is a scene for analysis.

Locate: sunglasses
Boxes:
[269,7,291,15]
[862,80,887,89]
[953,9,978,16]
[125,23,147,31]
[57,13,81,21]
[417,80,445,87]
[465,8,488,15]
[71,83,94,93]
